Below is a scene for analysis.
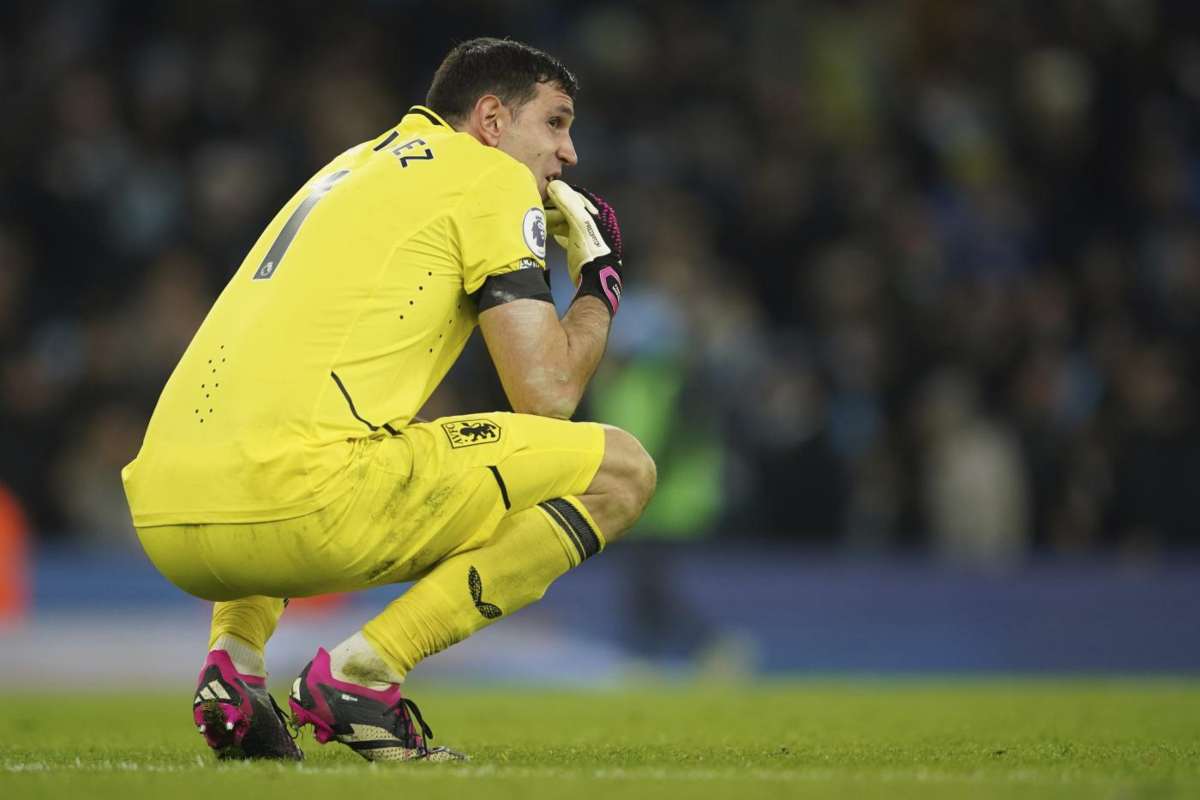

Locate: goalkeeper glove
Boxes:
[545,180,625,316]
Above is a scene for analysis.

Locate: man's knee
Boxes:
[623,432,657,515]
[597,426,657,533]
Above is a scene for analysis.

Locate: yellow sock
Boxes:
[209,595,286,669]
[362,497,604,678]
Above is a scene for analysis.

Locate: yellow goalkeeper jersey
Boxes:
[122,106,548,526]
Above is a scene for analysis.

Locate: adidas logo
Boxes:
[340,693,359,702]
[196,680,231,702]
[468,566,502,619]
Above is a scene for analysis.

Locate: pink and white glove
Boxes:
[545,180,624,316]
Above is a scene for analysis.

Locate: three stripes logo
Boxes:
[468,566,503,619]
[195,680,232,704]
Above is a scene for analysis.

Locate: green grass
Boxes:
[1,680,1198,799]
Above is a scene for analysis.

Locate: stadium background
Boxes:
[1,0,1199,681]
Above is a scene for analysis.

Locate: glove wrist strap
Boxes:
[571,259,622,317]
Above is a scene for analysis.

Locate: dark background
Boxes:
[4,0,1200,568]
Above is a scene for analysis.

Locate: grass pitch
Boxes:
[1,680,1197,799]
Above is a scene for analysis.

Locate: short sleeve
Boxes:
[455,158,548,295]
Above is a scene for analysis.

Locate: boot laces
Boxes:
[268,693,300,741]
[387,697,434,747]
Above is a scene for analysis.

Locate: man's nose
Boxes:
[559,135,578,167]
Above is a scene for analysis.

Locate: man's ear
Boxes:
[469,94,507,147]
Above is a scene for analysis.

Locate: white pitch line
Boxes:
[0,760,1171,787]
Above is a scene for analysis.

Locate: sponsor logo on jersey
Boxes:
[522,207,547,259]
[442,419,502,448]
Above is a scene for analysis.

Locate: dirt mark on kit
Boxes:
[365,558,397,583]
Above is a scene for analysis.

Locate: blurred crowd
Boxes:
[2,0,1200,561]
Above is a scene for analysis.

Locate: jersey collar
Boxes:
[402,105,452,129]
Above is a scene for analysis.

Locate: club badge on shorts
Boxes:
[522,207,547,259]
[443,419,502,448]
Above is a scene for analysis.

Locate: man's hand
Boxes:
[545,181,625,316]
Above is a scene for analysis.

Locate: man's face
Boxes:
[496,82,578,201]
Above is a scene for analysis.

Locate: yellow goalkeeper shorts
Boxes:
[136,412,605,601]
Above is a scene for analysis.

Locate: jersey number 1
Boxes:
[253,169,350,281]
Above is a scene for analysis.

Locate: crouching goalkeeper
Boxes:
[122,37,654,762]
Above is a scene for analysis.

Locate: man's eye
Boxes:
[548,118,561,129]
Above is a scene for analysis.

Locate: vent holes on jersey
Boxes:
[201,348,223,413]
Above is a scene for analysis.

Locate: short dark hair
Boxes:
[426,37,578,124]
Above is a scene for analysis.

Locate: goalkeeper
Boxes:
[121,37,654,763]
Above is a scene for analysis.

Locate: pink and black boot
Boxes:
[193,650,303,760]
[288,647,464,762]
